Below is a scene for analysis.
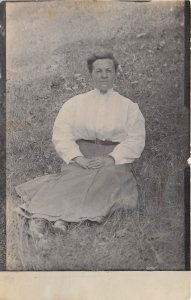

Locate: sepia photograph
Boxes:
[6,0,189,271]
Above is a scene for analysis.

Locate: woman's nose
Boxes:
[101,71,108,78]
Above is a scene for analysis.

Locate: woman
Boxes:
[15,51,145,237]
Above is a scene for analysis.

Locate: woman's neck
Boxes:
[94,88,113,95]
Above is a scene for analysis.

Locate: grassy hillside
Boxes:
[6,1,188,270]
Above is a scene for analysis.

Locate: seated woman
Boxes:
[15,51,145,237]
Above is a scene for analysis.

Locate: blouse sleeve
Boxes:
[109,103,145,165]
[52,101,84,164]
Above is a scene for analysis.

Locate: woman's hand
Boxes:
[87,156,115,169]
[87,157,104,169]
[74,156,115,169]
[73,156,90,169]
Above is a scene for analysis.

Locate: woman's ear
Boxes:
[117,65,123,75]
[89,72,93,82]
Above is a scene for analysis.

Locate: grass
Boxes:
[6,1,188,270]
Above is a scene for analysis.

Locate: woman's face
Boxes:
[91,59,116,93]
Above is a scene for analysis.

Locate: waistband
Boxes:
[78,139,119,146]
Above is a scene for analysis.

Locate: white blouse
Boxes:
[52,89,145,165]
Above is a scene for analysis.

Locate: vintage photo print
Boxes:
[5,0,189,271]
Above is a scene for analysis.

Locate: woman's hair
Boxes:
[87,51,119,73]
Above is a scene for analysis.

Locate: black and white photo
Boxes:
[6,0,189,271]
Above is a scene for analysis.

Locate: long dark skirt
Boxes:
[15,140,138,223]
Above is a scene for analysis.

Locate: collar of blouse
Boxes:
[94,88,114,97]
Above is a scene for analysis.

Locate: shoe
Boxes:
[29,218,47,238]
[53,220,67,234]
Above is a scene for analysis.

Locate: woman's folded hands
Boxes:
[73,156,115,169]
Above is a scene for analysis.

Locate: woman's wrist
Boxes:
[107,155,115,164]
[73,156,84,162]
